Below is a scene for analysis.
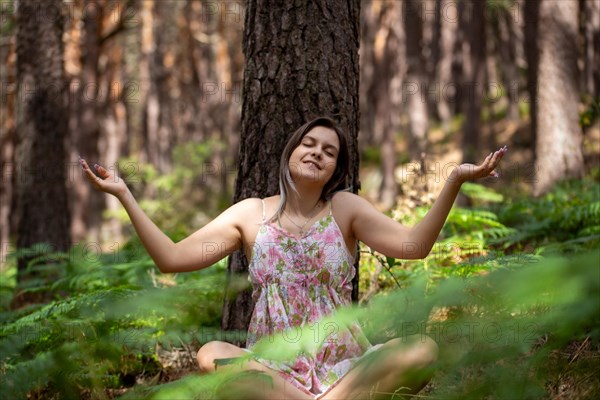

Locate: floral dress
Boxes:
[246,199,382,398]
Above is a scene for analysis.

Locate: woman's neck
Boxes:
[285,183,323,216]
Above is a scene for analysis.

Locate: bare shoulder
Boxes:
[331,190,387,234]
[330,191,366,232]
[227,197,263,225]
[331,190,371,215]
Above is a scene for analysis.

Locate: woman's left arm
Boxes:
[349,146,507,259]
[409,146,507,257]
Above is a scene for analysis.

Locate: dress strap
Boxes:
[328,199,333,216]
[260,199,266,223]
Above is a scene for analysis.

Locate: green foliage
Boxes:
[0,244,229,399]
[2,177,599,398]
[114,139,233,241]
[580,97,599,128]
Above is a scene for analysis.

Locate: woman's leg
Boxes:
[196,340,313,400]
[320,335,438,400]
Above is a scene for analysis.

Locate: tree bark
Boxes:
[70,0,104,244]
[461,0,486,163]
[524,0,539,148]
[0,12,16,271]
[582,0,600,97]
[435,0,458,133]
[533,0,584,195]
[404,0,429,161]
[360,2,403,209]
[15,0,71,283]
[222,0,361,343]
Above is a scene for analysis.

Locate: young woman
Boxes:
[79,116,506,399]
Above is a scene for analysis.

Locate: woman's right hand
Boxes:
[79,156,129,199]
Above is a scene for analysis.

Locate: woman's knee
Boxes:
[405,335,438,368]
[387,335,439,368]
[196,340,228,372]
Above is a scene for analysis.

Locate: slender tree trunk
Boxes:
[15,0,70,283]
[222,0,361,342]
[499,8,520,121]
[436,0,457,133]
[378,3,403,209]
[362,2,403,209]
[524,0,540,148]
[359,0,378,148]
[583,0,600,97]
[0,19,16,270]
[404,0,429,161]
[533,0,584,195]
[143,0,175,175]
[70,0,104,244]
[461,0,486,163]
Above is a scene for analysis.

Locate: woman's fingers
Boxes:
[79,157,105,186]
[94,163,108,179]
[487,146,507,177]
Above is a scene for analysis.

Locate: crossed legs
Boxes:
[320,335,438,399]
[196,340,312,399]
[196,335,438,400]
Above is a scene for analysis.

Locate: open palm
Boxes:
[79,156,128,198]
[454,145,508,183]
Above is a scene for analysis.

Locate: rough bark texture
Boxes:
[15,0,71,282]
[222,0,361,342]
[533,0,584,195]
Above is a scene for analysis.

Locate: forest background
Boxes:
[0,0,599,399]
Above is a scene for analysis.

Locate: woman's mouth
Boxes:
[304,160,321,170]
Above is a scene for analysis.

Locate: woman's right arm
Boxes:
[79,157,247,273]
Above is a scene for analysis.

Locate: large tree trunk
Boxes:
[222,0,361,343]
[15,0,71,284]
[533,0,584,195]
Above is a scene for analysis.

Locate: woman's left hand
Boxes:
[452,145,508,183]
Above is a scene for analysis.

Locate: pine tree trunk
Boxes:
[222,0,361,343]
[524,0,539,148]
[461,0,486,163]
[70,0,104,244]
[533,0,583,195]
[583,0,600,96]
[436,0,457,133]
[404,0,429,161]
[15,0,71,284]
[0,12,16,270]
[378,2,403,209]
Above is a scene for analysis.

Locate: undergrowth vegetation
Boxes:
[1,176,599,399]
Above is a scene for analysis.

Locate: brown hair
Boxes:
[270,116,350,222]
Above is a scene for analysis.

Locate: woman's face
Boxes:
[289,126,339,186]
